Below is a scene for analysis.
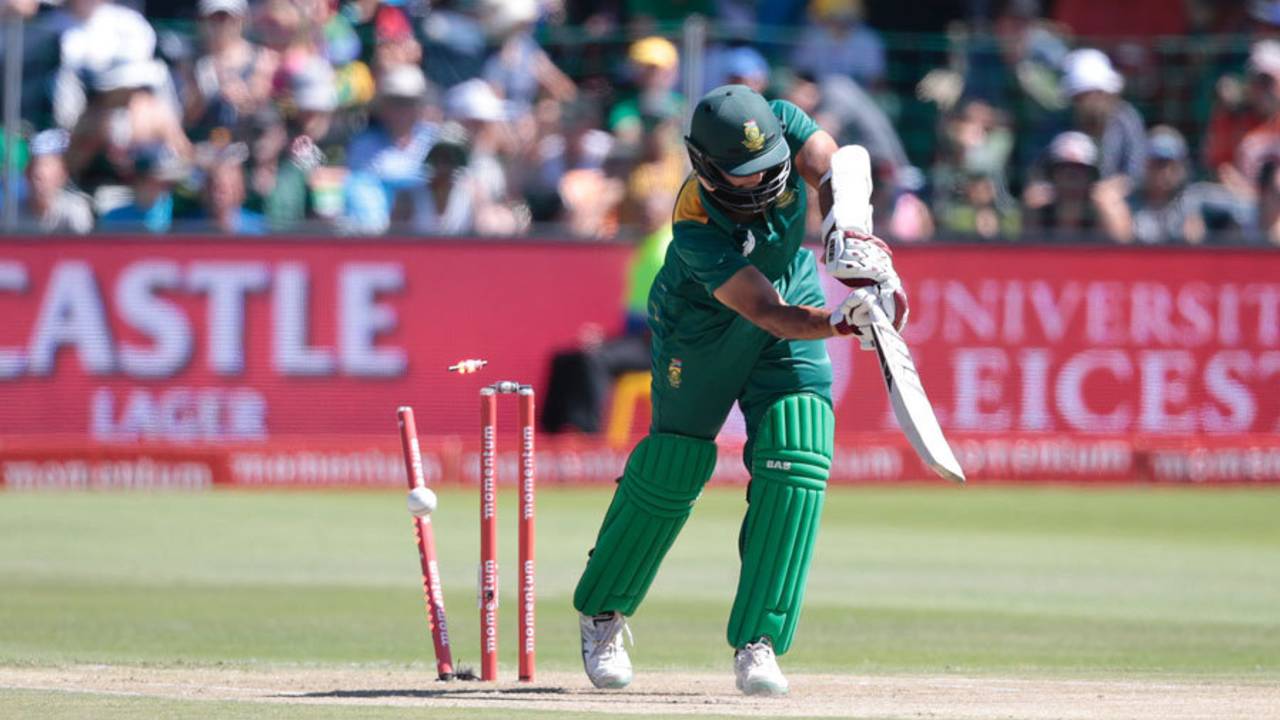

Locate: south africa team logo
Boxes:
[741,120,765,152]
[667,358,683,388]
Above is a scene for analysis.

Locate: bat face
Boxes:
[871,324,900,393]
[868,319,967,485]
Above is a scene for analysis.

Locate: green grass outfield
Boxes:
[1,485,1278,718]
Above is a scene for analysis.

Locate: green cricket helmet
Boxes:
[685,84,792,214]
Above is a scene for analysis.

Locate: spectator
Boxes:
[608,36,682,144]
[288,60,343,154]
[482,0,577,114]
[701,44,768,92]
[934,99,1014,190]
[240,107,291,222]
[52,0,162,129]
[1231,41,1280,199]
[937,0,1069,111]
[1205,41,1280,188]
[542,101,622,239]
[258,60,349,228]
[417,124,480,234]
[1129,126,1208,244]
[519,97,613,224]
[65,58,193,194]
[1024,130,1131,240]
[561,141,629,239]
[870,156,934,241]
[313,0,361,69]
[255,0,365,108]
[619,103,686,227]
[1255,156,1280,245]
[444,78,528,235]
[932,99,1020,239]
[343,0,382,65]
[366,3,422,76]
[0,0,72,129]
[20,130,94,234]
[311,0,375,108]
[809,73,911,172]
[1059,48,1147,191]
[420,1,489,88]
[790,0,886,87]
[715,45,770,93]
[256,0,307,66]
[196,141,265,234]
[344,64,438,234]
[98,144,187,233]
[783,71,822,118]
[914,0,1069,184]
[185,0,279,141]
[939,167,1022,239]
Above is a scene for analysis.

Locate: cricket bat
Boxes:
[868,307,966,484]
[830,144,964,484]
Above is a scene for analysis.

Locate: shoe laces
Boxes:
[589,613,633,660]
[738,639,776,672]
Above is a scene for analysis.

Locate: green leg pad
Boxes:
[574,433,718,616]
[727,394,833,654]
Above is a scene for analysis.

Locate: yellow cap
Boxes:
[810,0,863,21]
[629,36,679,70]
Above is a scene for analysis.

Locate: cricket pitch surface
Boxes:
[2,665,1277,719]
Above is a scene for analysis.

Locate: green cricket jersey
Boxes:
[646,99,833,441]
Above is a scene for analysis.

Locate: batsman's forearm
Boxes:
[752,303,838,340]
[713,266,836,340]
[796,130,838,221]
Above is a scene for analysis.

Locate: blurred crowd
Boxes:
[1,0,1280,245]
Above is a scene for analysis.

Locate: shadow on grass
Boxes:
[285,686,707,700]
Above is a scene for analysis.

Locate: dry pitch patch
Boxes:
[1,665,1277,719]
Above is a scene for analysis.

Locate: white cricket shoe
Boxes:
[734,638,789,696]
[579,611,633,689]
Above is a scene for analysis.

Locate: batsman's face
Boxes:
[699,165,765,192]
[724,169,766,187]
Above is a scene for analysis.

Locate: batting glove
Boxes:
[824,229,899,288]
[831,284,909,350]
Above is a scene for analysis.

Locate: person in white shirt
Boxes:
[52,0,165,129]
[184,0,279,139]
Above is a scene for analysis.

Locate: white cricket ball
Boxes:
[407,486,438,517]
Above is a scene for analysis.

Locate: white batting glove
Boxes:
[824,228,899,288]
[830,284,910,350]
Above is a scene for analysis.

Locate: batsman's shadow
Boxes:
[286,687,570,700]
[284,686,708,701]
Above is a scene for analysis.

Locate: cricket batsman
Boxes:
[573,84,908,695]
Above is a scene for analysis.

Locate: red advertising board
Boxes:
[884,245,1280,437]
[0,238,630,441]
[1,238,1278,486]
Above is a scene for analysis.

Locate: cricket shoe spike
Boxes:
[579,611,633,689]
[734,638,789,696]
